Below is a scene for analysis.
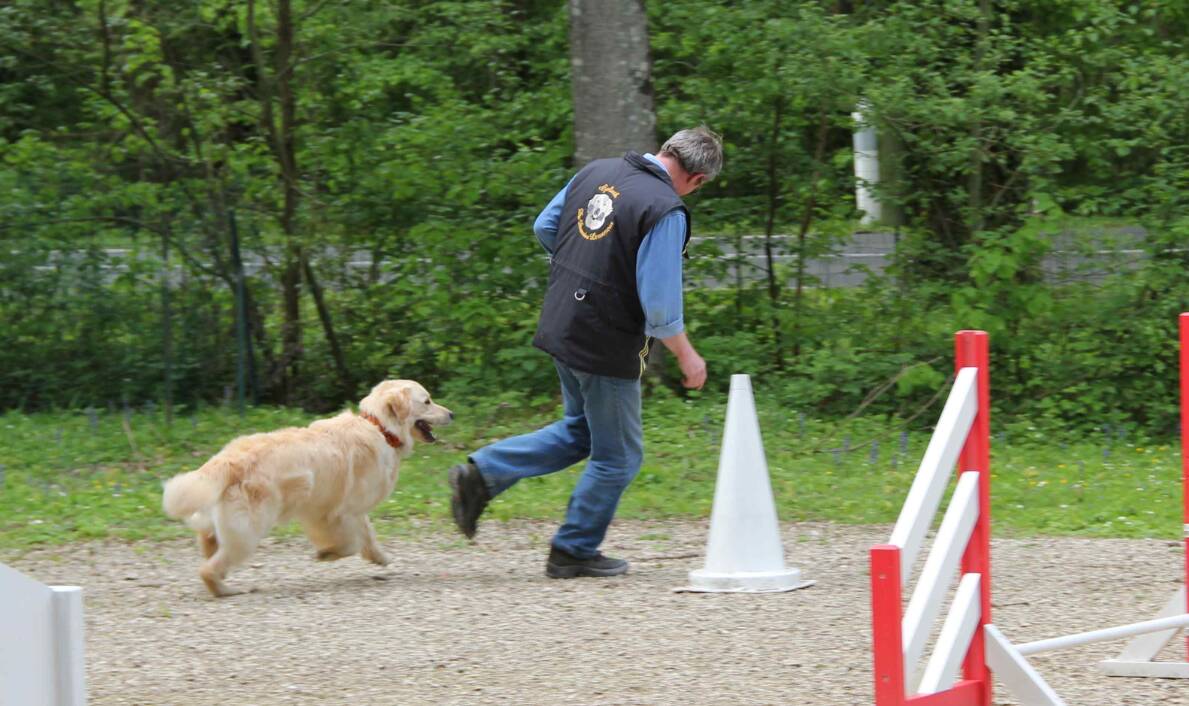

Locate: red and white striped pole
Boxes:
[1180,313,1188,659]
[956,330,991,705]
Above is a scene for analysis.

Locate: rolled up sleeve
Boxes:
[636,209,687,339]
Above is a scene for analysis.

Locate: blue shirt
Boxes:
[532,153,686,339]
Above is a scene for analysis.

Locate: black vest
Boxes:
[532,152,690,379]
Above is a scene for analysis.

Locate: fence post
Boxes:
[955,330,991,705]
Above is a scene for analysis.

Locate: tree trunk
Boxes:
[249,0,303,403]
[160,218,174,425]
[570,0,669,384]
[764,99,784,371]
[878,124,906,229]
[569,0,657,164]
[304,258,355,400]
[792,109,832,360]
[276,0,303,404]
[968,0,992,233]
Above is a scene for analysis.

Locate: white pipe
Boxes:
[852,101,881,225]
[1017,614,1189,656]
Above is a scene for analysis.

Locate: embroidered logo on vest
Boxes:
[576,184,620,240]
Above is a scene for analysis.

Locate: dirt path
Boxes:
[5,521,1187,705]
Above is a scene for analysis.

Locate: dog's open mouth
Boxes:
[414,420,436,442]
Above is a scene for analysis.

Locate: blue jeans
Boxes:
[470,359,643,559]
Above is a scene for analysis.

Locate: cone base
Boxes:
[677,567,814,593]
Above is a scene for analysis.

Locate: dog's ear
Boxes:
[386,387,411,422]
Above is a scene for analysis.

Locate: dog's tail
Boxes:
[162,462,234,524]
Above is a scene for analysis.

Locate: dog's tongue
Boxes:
[415,420,436,442]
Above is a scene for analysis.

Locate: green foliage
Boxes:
[0,401,1181,550]
[0,0,1186,439]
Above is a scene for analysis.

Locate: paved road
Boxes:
[22,227,1154,289]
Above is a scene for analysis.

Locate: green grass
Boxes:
[0,393,1182,551]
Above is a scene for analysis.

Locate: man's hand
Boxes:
[660,332,706,390]
[677,350,707,390]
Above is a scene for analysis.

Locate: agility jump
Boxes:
[870,314,1188,706]
[870,330,992,705]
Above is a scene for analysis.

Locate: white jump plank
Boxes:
[889,367,979,584]
[918,572,982,694]
[902,471,980,685]
[1098,661,1189,678]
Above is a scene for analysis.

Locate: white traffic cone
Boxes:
[679,374,813,593]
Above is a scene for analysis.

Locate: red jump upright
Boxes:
[875,316,1189,704]
[870,330,991,706]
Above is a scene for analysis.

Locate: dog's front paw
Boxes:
[363,548,390,566]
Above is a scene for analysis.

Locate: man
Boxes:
[448,126,722,578]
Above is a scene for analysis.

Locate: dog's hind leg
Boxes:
[199,538,253,597]
[199,499,276,597]
[198,532,218,559]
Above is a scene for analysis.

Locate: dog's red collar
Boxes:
[360,412,403,449]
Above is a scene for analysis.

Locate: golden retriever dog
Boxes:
[162,380,453,597]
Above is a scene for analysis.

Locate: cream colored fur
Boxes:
[162,380,453,597]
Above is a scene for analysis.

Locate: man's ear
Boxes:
[386,389,411,422]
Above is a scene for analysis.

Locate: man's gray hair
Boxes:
[660,126,723,181]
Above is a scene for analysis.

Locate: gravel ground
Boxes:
[5,520,1188,706]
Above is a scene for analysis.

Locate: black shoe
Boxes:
[448,461,489,539]
[545,547,629,579]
